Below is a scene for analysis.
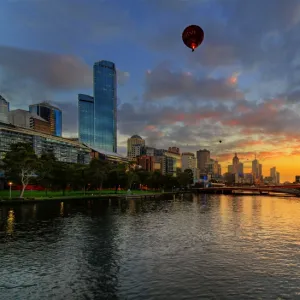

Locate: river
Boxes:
[1,194,300,299]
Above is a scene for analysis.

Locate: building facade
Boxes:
[127,135,145,159]
[93,60,117,152]
[232,153,239,174]
[78,94,94,146]
[196,149,210,172]
[0,122,90,164]
[161,151,182,176]
[181,152,196,171]
[137,155,154,172]
[0,95,9,123]
[8,109,51,134]
[29,102,62,137]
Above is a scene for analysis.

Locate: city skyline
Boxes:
[0,0,300,181]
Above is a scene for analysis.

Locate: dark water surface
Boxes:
[1,194,300,300]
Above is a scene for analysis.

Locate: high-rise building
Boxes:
[206,159,219,178]
[196,149,210,172]
[252,158,259,180]
[181,152,196,170]
[0,95,9,123]
[93,60,117,152]
[29,102,62,136]
[238,162,244,175]
[276,172,280,184]
[259,163,263,180]
[232,153,239,174]
[161,151,182,176]
[127,135,145,159]
[78,94,94,147]
[217,163,222,176]
[270,167,276,179]
[8,109,51,134]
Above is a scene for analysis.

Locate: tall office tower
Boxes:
[276,172,280,184]
[29,102,62,136]
[252,159,258,177]
[196,149,210,172]
[93,60,117,152]
[78,94,94,147]
[259,164,263,179]
[0,95,9,123]
[238,162,244,175]
[232,153,239,174]
[270,167,277,183]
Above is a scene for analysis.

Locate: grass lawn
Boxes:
[0,189,161,199]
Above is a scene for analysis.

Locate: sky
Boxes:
[1,0,300,182]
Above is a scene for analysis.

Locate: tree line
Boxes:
[2,142,194,198]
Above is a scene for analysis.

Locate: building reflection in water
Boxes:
[60,202,64,217]
[32,204,37,219]
[6,209,15,235]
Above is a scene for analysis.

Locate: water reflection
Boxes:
[0,195,300,299]
[6,209,15,235]
[59,202,64,216]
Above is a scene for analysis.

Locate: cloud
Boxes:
[117,70,130,86]
[146,0,300,91]
[144,63,243,101]
[0,45,92,90]
[0,45,130,112]
[117,92,300,155]
[4,0,133,53]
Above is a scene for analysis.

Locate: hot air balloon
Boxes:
[182,25,204,52]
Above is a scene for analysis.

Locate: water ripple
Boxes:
[1,195,300,299]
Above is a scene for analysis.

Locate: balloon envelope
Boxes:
[182,25,204,51]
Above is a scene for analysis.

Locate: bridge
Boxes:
[193,185,300,196]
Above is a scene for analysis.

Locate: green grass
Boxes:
[0,189,161,199]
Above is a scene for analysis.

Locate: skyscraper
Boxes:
[78,94,94,146]
[252,158,259,180]
[0,95,9,123]
[93,60,117,152]
[196,149,210,172]
[232,153,239,174]
[29,102,62,136]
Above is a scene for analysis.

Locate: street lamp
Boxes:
[8,182,12,199]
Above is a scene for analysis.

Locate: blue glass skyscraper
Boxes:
[78,94,94,146]
[93,60,117,153]
[29,102,62,136]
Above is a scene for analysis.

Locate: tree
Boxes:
[177,172,191,187]
[184,169,194,185]
[51,162,74,195]
[127,171,140,189]
[36,151,57,196]
[108,163,128,192]
[72,164,89,193]
[147,171,163,190]
[88,158,110,191]
[3,142,38,198]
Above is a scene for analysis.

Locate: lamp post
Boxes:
[8,182,12,199]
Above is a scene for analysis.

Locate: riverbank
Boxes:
[0,191,191,205]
